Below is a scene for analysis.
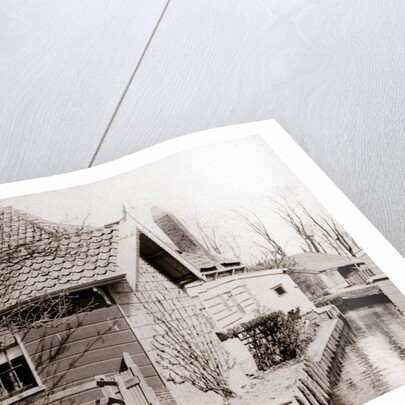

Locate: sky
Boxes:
[0,135,327,262]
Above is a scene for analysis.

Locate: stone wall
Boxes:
[284,315,355,405]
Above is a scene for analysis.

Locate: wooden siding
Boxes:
[108,260,228,404]
[109,260,220,353]
[188,280,257,330]
[21,300,165,403]
[377,279,405,314]
[357,250,386,279]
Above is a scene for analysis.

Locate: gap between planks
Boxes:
[88,0,172,168]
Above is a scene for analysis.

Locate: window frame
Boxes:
[272,284,287,296]
[221,291,246,314]
[0,335,45,405]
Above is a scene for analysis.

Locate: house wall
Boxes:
[342,268,366,285]
[108,259,230,405]
[186,270,316,331]
[20,288,166,404]
[288,271,327,300]
[354,251,405,314]
[376,279,405,314]
[319,269,349,291]
[239,270,316,315]
[357,249,386,280]
[186,279,257,330]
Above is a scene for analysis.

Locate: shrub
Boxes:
[229,310,305,371]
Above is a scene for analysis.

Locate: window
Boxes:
[221,292,246,314]
[244,286,259,307]
[220,293,231,310]
[0,338,43,404]
[273,285,287,296]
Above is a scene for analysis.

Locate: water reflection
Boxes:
[332,303,405,404]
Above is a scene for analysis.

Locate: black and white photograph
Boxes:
[1,132,405,405]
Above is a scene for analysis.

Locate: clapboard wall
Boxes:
[20,287,165,404]
[108,259,229,405]
[187,280,257,330]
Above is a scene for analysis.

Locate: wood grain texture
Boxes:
[1,1,405,258]
[92,0,405,257]
[0,0,167,182]
[24,304,164,397]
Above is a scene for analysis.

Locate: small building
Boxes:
[185,268,316,330]
[149,208,325,382]
[354,249,405,314]
[288,252,375,299]
[354,248,387,282]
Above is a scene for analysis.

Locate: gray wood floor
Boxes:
[1,0,405,258]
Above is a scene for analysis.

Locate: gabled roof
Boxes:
[0,206,121,311]
[180,252,218,270]
[150,206,240,272]
[137,224,206,285]
[289,252,364,273]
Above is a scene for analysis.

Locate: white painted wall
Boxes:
[240,270,316,315]
[187,269,316,330]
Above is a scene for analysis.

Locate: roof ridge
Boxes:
[0,206,121,311]
[0,206,121,234]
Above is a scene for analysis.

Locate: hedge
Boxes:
[229,310,305,371]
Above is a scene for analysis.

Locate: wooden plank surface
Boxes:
[1,0,405,258]
[0,0,167,182]
[92,0,405,257]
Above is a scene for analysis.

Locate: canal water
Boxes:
[331,303,405,404]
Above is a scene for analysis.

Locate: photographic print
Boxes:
[1,123,405,405]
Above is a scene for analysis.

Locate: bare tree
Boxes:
[0,214,95,347]
[234,208,291,268]
[276,199,359,257]
[191,213,242,261]
[276,201,326,254]
[138,281,235,398]
[300,206,359,257]
[233,197,360,277]
[191,213,224,255]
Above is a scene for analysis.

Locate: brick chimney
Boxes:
[151,207,223,267]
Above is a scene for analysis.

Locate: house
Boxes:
[185,268,316,330]
[288,252,369,298]
[354,248,386,282]
[0,205,334,405]
[0,206,235,405]
[355,249,405,314]
[0,207,176,405]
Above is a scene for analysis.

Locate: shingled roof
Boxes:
[289,252,364,273]
[151,206,240,271]
[0,206,120,311]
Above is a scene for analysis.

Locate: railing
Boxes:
[203,265,246,279]
[44,352,158,405]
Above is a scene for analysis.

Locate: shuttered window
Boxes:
[0,338,43,404]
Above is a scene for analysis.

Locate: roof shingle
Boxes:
[289,252,364,273]
[0,206,119,311]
